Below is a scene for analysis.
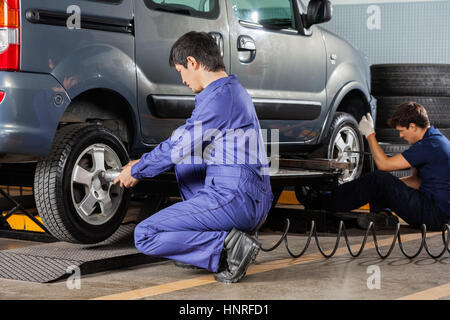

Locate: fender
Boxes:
[317,28,374,143]
[318,80,372,143]
[49,43,143,151]
[0,72,71,159]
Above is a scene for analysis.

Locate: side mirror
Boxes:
[304,0,333,29]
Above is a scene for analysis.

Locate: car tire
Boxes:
[136,193,168,224]
[34,123,130,244]
[310,112,365,184]
[376,96,450,129]
[371,64,450,97]
[378,143,413,179]
[376,127,450,144]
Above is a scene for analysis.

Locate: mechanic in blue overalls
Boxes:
[113,31,273,283]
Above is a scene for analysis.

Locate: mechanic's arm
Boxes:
[114,97,227,188]
[359,113,411,172]
[399,168,421,190]
[113,122,197,188]
[366,134,411,171]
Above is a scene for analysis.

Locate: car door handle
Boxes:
[237,35,256,51]
[237,35,256,63]
[209,32,224,57]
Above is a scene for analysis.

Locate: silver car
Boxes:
[0,0,375,243]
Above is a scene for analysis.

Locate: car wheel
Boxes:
[34,123,130,243]
[311,112,364,184]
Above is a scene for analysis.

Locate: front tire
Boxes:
[34,124,130,243]
[311,112,365,184]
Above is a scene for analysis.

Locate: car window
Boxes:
[145,0,219,18]
[231,0,296,29]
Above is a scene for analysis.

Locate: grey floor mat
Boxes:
[0,224,162,283]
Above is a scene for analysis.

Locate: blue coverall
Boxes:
[131,75,274,272]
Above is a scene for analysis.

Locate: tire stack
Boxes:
[371,64,450,178]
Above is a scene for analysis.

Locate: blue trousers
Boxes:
[326,170,449,231]
[134,165,273,272]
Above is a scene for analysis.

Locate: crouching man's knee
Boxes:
[134,221,158,255]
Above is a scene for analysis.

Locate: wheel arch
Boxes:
[318,84,372,144]
[59,88,138,152]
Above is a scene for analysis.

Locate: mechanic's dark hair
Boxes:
[387,102,430,129]
[169,31,225,72]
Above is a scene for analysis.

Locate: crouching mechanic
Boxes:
[301,102,450,231]
[113,31,273,283]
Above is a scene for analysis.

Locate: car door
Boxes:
[226,0,327,145]
[134,0,230,146]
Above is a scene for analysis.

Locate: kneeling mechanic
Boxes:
[113,31,274,283]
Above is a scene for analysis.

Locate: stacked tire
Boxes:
[371,64,450,178]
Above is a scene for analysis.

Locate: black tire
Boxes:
[311,112,364,184]
[371,64,450,97]
[376,128,409,144]
[34,124,130,244]
[379,143,413,179]
[379,142,410,155]
[376,96,450,129]
[137,194,168,223]
[377,127,450,144]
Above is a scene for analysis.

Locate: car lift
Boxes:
[0,158,448,283]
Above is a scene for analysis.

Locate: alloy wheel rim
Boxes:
[331,126,361,184]
[70,143,123,225]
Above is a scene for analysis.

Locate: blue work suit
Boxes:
[131,75,273,272]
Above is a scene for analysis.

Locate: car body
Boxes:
[0,0,376,243]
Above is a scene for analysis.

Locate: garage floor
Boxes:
[0,203,448,301]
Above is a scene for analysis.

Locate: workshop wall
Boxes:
[321,0,450,65]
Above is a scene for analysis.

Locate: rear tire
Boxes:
[34,124,130,244]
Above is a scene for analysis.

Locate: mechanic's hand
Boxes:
[113,165,139,189]
[122,159,140,170]
[358,113,375,138]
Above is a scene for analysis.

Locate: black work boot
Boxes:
[296,186,331,210]
[173,260,202,270]
[357,211,399,230]
[214,228,260,284]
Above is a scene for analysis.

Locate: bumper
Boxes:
[0,72,70,160]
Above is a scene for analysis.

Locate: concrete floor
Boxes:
[0,216,448,300]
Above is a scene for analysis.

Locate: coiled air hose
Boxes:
[255,219,450,259]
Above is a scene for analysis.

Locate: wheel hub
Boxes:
[332,126,361,184]
[70,144,123,225]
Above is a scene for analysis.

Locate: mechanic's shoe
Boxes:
[214,228,260,284]
[296,186,331,210]
[357,211,399,230]
[173,260,202,270]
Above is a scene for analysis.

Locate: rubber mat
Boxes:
[0,224,163,283]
